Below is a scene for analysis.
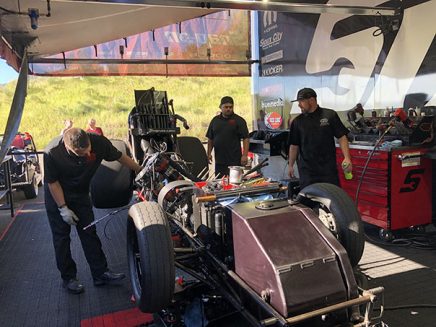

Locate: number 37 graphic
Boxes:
[399,169,425,193]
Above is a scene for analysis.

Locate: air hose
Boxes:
[354,125,393,205]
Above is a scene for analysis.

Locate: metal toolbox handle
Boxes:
[397,153,423,161]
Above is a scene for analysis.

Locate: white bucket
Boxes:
[229,166,244,184]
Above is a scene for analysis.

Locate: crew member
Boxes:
[86,118,104,136]
[347,103,366,131]
[288,88,352,189]
[206,96,249,177]
[44,128,141,294]
[60,119,73,135]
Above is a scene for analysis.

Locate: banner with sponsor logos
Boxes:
[254,0,436,129]
[30,10,250,77]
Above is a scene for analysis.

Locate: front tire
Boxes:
[127,202,175,313]
[299,183,364,267]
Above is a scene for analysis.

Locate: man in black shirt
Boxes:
[44,128,141,294]
[206,96,249,177]
[288,88,351,189]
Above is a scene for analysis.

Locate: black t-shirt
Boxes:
[288,106,348,183]
[206,113,249,166]
[44,134,122,194]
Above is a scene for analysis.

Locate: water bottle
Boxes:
[342,162,353,180]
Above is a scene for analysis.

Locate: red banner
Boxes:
[0,38,20,72]
[30,11,250,77]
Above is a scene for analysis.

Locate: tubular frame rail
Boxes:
[169,214,384,327]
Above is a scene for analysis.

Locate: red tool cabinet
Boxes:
[336,145,432,233]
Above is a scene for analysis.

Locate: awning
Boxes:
[0,1,399,77]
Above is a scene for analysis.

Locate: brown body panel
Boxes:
[231,201,358,317]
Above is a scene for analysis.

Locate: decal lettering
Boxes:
[262,64,283,76]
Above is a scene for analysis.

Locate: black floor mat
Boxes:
[0,201,143,327]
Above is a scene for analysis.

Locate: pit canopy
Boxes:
[1,1,399,77]
[0,0,400,163]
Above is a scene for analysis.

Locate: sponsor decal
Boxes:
[262,64,283,76]
[265,111,283,129]
[261,98,284,109]
[261,50,283,64]
[263,11,278,33]
[259,83,284,96]
[260,32,283,50]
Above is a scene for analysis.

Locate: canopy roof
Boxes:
[0,0,220,59]
[0,0,399,76]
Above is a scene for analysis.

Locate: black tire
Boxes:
[299,183,364,267]
[90,139,134,208]
[177,136,209,179]
[127,202,175,313]
[23,174,38,199]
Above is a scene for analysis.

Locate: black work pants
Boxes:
[44,187,108,281]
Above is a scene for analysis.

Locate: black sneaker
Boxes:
[93,271,126,286]
[63,278,84,294]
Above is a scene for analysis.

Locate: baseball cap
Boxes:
[220,96,234,107]
[291,88,317,102]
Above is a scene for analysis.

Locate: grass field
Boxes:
[0,76,252,150]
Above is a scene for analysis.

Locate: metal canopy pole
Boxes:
[81,0,400,16]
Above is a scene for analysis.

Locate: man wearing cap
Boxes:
[206,96,250,177]
[44,128,142,294]
[347,103,367,132]
[288,88,351,189]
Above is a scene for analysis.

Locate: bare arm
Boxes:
[288,145,299,178]
[338,135,352,170]
[207,138,214,164]
[48,181,66,207]
[117,153,142,173]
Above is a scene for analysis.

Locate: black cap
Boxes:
[291,88,317,102]
[220,96,234,107]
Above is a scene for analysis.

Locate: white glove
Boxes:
[59,206,79,226]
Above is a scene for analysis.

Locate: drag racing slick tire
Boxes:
[299,183,364,267]
[90,139,134,208]
[127,202,175,313]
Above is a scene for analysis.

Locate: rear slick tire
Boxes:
[90,139,133,208]
[299,183,364,267]
[127,202,175,313]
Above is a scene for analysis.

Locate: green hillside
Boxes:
[0,76,252,150]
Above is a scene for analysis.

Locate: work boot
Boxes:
[63,278,85,294]
[93,271,126,286]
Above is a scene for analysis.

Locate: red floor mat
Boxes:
[81,308,153,327]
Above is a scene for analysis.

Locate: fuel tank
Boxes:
[230,199,358,317]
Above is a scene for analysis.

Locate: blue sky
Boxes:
[0,59,19,84]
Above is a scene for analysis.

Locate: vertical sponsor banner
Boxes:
[31,10,250,77]
[257,83,285,130]
[255,0,436,118]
